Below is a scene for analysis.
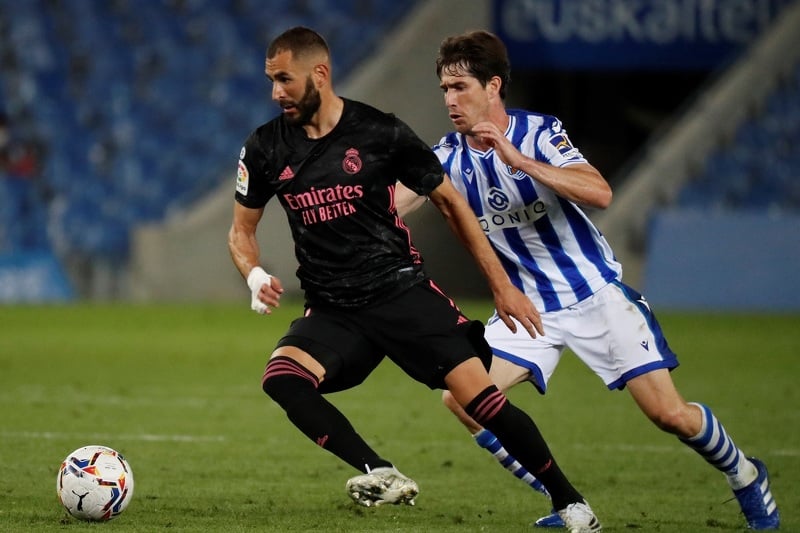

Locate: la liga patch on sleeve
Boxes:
[236,160,249,195]
[548,132,580,159]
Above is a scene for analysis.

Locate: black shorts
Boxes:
[275,279,491,392]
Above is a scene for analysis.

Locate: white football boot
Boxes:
[558,500,602,533]
[345,466,418,507]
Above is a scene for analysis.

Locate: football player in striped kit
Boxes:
[398,30,779,531]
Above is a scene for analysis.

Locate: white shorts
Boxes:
[484,281,678,393]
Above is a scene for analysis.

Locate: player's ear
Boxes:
[312,62,330,88]
[485,75,504,100]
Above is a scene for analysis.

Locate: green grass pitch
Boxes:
[0,301,797,532]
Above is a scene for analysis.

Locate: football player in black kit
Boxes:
[227,26,600,531]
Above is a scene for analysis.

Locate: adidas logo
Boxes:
[279,165,295,180]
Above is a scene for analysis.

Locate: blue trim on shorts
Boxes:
[606,359,679,390]
[491,347,548,395]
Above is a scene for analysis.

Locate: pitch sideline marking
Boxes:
[5,431,796,456]
[0,430,226,443]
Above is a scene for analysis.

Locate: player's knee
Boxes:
[261,356,319,405]
[647,405,692,435]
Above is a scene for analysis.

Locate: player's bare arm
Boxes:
[228,202,284,313]
[394,182,427,218]
[471,120,612,209]
[428,177,543,338]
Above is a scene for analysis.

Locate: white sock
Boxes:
[727,457,758,490]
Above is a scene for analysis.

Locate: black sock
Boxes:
[466,385,583,510]
[262,357,391,473]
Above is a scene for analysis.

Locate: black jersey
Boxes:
[235,98,444,308]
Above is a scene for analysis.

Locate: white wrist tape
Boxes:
[246,266,272,314]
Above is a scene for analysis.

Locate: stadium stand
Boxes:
[641,59,800,311]
[0,0,416,299]
[638,3,800,311]
[677,62,800,212]
[595,1,800,305]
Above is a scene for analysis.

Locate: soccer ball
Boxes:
[56,445,134,521]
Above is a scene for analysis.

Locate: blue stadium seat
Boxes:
[676,61,800,211]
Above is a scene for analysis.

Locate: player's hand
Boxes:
[493,283,544,339]
[246,266,284,315]
[471,121,524,170]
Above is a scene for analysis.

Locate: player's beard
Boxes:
[284,76,321,127]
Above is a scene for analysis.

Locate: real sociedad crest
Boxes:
[506,164,528,180]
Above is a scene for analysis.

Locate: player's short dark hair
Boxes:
[267,26,330,61]
[436,30,511,99]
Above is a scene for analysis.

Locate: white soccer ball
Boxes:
[56,445,134,521]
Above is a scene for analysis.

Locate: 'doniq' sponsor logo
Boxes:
[479,187,547,234]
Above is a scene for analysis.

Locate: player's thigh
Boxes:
[371,282,491,389]
[488,355,533,391]
[484,314,562,393]
[275,312,383,393]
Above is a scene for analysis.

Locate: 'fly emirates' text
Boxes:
[283,185,363,226]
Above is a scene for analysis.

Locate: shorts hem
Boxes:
[492,348,547,394]
[607,359,680,391]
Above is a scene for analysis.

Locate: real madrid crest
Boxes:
[342,147,362,175]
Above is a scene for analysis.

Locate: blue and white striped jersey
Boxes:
[433,109,622,312]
